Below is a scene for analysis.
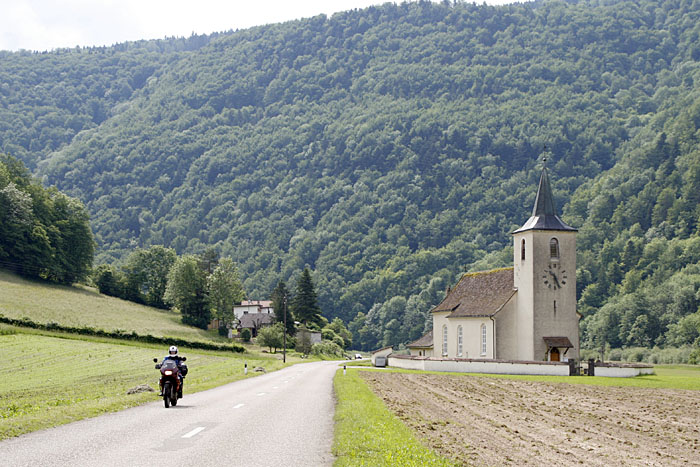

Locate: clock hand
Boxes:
[549,271,560,288]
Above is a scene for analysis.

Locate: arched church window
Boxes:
[521,239,526,260]
[457,326,463,357]
[480,324,487,356]
[550,238,559,259]
[442,325,448,356]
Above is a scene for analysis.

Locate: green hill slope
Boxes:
[0,269,215,341]
[1,0,699,352]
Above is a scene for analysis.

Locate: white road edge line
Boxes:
[233,403,244,409]
[182,427,205,439]
[256,392,266,396]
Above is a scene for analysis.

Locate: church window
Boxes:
[442,325,448,356]
[550,238,560,259]
[521,239,526,260]
[457,326,463,357]
[480,324,487,356]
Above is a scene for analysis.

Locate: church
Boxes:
[409,165,580,362]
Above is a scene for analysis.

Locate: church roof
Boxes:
[431,268,516,318]
[407,330,433,348]
[513,167,577,233]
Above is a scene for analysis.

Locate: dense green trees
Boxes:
[0,154,94,284]
[2,0,700,356]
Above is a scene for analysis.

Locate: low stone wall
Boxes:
[388,354,654,377]
[593,362,655,377]
[388,354,570,376]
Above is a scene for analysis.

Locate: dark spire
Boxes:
[513,155,576,233]
[531,166,557,217]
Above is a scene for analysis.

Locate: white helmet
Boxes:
[169,345,178,355]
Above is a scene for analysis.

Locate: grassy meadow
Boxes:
[333,368,455,467]
[0,269,216,341]
[0,328,289,439]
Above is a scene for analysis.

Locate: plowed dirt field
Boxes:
[361,372,700,466]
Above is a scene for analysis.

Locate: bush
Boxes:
[312,341,343,356]
[241,328,251,343]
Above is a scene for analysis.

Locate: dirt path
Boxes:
[360,372,700,466]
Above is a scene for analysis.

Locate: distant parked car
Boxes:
[355,354,363,359]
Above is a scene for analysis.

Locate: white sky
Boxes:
[0,0,518,52]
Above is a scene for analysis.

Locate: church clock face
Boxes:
[542,264,567,289]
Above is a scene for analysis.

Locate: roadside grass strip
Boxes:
[0,332,286,439]
[333,368,455,467]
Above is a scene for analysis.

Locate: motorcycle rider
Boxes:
[159,345,187,397]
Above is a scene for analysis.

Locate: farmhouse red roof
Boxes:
[431,268,516,318]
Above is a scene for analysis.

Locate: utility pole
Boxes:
[283,292,287,363]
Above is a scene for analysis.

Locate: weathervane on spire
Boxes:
[541,144,550,168]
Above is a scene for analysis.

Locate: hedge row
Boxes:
[0,314,245,353]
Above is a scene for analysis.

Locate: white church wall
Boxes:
[513,230,536,360]
[447,318,493,359]
[494,298,518,360]
[432,312,451,356]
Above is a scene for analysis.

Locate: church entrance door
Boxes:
[550,347,560,361]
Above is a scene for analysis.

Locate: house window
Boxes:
[550,238,559,259]
[442,325,448,356]
[521,239,526,260]
[457,326,463,357]
[480,324,487,356]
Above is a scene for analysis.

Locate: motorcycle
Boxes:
[153,357,187,408]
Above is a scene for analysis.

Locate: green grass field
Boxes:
[333,368,455,467]
[0,270,217,341]
[0,329,288,439]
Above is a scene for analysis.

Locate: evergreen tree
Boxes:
[271,280,295,335]
[290,267,322,327]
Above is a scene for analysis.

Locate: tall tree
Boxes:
[271,280,295,335]
[290,267,322,327]
[123,245,177,308]
[164,255,210,329]
[208,257,246,331]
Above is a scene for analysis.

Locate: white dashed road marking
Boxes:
[182,427,205,439]
[233,403,244,409]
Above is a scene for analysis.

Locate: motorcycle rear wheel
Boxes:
[163,382,171,408]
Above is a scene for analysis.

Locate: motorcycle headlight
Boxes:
[164,370,173,375]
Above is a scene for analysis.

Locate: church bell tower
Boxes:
[512,162,579,361]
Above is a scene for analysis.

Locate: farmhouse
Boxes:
[234,300,274,319]
[421,165,580,362]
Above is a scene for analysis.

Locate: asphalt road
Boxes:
[1,359,343,467]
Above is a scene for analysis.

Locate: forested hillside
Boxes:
[2,0,700,354]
